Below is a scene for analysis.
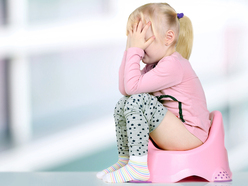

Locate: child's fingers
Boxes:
[137,21,143,33]
[128,28,133,35]
[145,35,155,48]
[141,21,151,35]
[126,34,131,49]
[132,21,139,33]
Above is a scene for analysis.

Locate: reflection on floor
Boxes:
[44,145,118,172]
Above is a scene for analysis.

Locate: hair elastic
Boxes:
[177,13,184,19]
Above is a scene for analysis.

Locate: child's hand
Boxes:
[126,21,155,51]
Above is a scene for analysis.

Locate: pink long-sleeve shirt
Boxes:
[119,47,211,143]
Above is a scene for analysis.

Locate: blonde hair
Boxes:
[126,3,193,60]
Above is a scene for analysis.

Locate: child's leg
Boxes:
[114,96,130,157]
[96,96,130,179]
[150,110,203,151]
[103,93,167,183]
[124,93,166,157]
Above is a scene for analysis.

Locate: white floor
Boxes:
[0,172,246,186]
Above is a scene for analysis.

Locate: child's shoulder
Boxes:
[164,52,192,68]
[157,52,194,75]
[159,52,184,66]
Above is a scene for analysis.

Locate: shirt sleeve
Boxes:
[140,63,154,75]
[124,47,183,95]
[119,51,128,96]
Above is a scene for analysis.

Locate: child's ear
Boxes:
[165,30,175,46]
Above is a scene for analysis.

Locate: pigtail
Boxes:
[176,16,193,60]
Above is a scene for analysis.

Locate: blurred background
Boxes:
[0,0,248,172]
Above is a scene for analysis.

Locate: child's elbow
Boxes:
[125,86,137,95]
[119,87,129,96]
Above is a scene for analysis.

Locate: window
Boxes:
[0,59,10,151]
[29,45,121,138]
[28,0,113,24]
[0,0,7,25]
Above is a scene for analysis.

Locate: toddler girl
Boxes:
[96,2,211,183]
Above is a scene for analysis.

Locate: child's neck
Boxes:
[163,46,176,58]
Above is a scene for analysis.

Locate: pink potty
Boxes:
[147,110,232,183]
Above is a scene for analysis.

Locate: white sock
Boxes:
[102,155,149,183]
[96,156,129,179]
[130,154,147,162]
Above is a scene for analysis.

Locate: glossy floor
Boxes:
[0,172,246,186]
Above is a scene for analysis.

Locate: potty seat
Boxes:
[147,110,232,183]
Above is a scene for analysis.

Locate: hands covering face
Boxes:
[126,21,155,50]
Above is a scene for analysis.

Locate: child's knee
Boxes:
[118,96,129,103]
[129,93,147,100]
[115,96,129,109]
[126,93,148,105]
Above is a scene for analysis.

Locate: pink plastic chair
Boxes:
[147,110,232,183]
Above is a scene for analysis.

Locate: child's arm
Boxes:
[119,50,149,96]
[119,51,128,96]
[124,47,183,95]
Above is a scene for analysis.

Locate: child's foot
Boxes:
[102,159,150,183]
[96,156,129,179]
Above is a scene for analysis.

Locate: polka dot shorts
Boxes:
[114,93,167,157]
